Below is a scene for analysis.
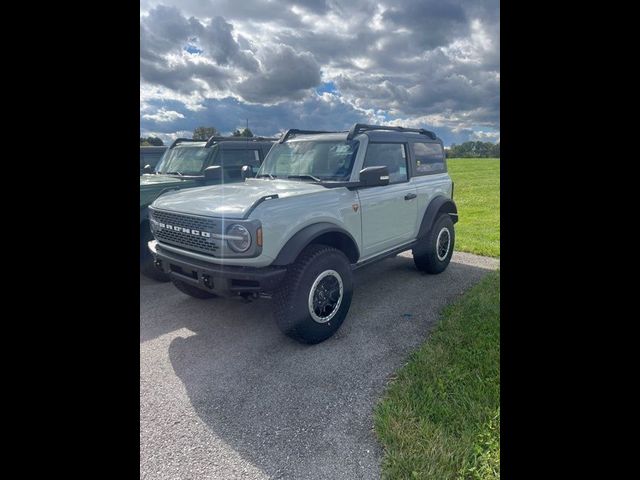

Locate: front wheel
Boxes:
[273,244,353,344]
[413,214,455,274]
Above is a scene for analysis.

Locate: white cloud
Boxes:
[141,107,185,123]
[471,130,500,142]
[139,0,500,144]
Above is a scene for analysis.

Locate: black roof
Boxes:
[278,123,440,143]
[169,136,278,149]
[140,146,167,152]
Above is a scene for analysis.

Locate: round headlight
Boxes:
[226,224,252,252]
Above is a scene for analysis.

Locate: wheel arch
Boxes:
[272,223,360,265]
[418,196,458,239]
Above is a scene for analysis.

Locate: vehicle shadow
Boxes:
[140,254,495,479]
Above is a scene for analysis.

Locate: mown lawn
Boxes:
[447,159,500,258]
[375,271,500,479]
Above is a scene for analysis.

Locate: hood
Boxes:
[140,174,190,189]
[140,174,201,209]
[151,178,328,219]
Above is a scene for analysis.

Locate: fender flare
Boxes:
[272,222,360,266]
[417,196,458,240]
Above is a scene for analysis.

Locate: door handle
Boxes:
[404,193,417,200]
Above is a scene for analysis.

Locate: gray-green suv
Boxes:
[140,136,275,280]
[147,124,458,343]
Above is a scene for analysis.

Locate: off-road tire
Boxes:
[413,214,455,274]
[171,278,218,299]
[273,244,353,344]
[140,225,170,282]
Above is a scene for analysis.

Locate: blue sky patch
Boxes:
[184,44,203,55]
[315,82,337,95]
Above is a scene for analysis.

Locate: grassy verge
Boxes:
[447,158,500,258]
[375,271,500,479]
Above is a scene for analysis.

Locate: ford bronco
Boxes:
[147,124,458,343]
[140,136,275,280]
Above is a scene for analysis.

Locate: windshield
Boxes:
[154,146,214,175]
[257,140,359,181]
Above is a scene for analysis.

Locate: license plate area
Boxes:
[169,264,198,280]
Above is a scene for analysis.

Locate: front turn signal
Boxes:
[256,227,263,247]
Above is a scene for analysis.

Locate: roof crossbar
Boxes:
[204,136,279,147]
[169,138,202,149]
[278,129,338,143]
[346,123,437,140]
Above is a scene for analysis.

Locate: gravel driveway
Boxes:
[140,251,499,480]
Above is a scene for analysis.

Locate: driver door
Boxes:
[357,142,418,258]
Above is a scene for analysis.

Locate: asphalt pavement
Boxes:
[140,251,499,479]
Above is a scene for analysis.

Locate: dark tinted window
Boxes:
[218,149,261,167]
[411,142,446,175]
[363,143,408,183]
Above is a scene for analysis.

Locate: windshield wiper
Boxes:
[256,173,276,179]
[287,174,321,182]
[166,171,183,176]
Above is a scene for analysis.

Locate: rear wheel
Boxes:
[274,244,353,344]
[140,224,170,282]
[171,278,218,299]
[413,214,455,274]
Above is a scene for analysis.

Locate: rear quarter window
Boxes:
[411,142,446,175]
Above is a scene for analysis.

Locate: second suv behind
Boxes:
[140,136,276,280]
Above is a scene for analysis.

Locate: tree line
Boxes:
[192,126,254,139]
[140,126,255,146]
[446,141,500,158]
[140,136,164,146]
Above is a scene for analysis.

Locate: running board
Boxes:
[352,241,417,270]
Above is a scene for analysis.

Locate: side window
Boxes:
[411,142,446,175]
[362,143,408,184]
[218,149,261,167]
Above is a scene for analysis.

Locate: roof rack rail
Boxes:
[346,123,437,141]
[278,129,337,143]
[204,136,279,147]
[169,138,202,149]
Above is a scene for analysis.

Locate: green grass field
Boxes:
[447,158,500,258]
[375,271,500,479]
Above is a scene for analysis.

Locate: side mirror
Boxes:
[358,166,390,187]
[203,165,223,182]
[241,165,254,180]
[142,164,153,174]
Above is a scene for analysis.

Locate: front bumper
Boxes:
[148,240,287,297]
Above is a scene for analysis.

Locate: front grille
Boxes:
[150,209,220,255]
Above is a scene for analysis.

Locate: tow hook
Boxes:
[239,292,259,303]
[154,258,162,269]
[202,274,213,289]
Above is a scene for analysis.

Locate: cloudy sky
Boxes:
[140,0,499,146]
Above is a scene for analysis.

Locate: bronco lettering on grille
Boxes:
[153,220,213,238]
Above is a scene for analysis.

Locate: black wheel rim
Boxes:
[436,228,450,261]
[308,270,343,323]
